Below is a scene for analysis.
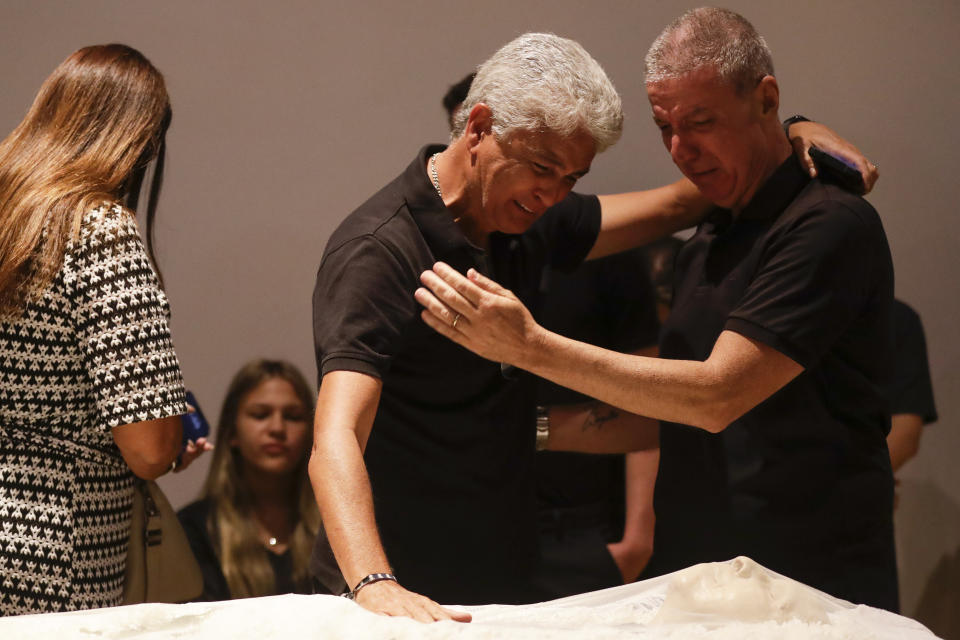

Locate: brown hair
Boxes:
[0,44,171,317]
[203,359,320,598]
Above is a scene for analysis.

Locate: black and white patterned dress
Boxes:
[0,204,187,615]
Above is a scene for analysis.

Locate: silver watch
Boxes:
[535,405,550,451]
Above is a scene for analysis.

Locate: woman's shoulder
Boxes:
[63,201,157,286]
[75,202,141,248]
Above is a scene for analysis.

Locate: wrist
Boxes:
[521,324,551,371]
[614,536,652,555]
[782,114,811,140]
[343,572,398,600]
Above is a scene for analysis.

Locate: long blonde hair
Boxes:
[203,359,320,598]
[0,44,171,317]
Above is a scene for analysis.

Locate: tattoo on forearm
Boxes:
[583,405,620,431]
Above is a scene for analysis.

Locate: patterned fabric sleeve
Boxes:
[67,204,187,430]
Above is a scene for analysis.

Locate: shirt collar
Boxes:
[736,154,810,222]
[402,144,482,257]
[705,155,810,232]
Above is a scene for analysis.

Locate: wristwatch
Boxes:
[535,406,550,451]
[782,114,811,140]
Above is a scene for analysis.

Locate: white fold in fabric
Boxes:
[0,557,940,639]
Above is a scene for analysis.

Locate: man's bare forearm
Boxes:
[607,448,658,582]
[309,432,391,589]
[547,402,659,453]
[524,330,802,433]
[589,179,710,260]
[887,413,924,472]
[309,371,472,622]
[309,371,391,590]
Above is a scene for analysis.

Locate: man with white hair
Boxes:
[312,31,875,621]
[417,12,897,612]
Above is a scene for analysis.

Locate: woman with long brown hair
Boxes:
[178,360,320,600]
[0,45,192,615]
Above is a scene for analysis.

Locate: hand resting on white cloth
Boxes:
[0,557,939,640]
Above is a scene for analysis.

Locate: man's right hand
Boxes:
[354,579,472,623]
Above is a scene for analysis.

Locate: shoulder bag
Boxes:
[122,479,204,604]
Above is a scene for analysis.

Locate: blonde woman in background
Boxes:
[0,44,196,615]
[178,360,320,600]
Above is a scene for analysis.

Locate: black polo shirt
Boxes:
[649,155,898,610]
[311,145,601,604]
[535,249,660,516]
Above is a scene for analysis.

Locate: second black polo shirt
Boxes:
[649,155,898,610]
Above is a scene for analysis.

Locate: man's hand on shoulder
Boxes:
[786,120,879,194]
[354,579,472,623]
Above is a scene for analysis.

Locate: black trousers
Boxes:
[529,505,623,601]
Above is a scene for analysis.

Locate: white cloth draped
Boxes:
[0,558,939,639]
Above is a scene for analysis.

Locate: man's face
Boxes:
[472,126,595,235]
[647,68,771,211]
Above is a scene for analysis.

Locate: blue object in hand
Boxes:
[808,146,864,193]
[181,390,210,452]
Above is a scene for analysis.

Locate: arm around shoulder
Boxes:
[589,179,709,260]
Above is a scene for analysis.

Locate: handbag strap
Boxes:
[137,479,204,603]
[140,481,164,548]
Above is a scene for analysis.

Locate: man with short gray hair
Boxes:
[311,33,678,621]
[417,10,897,611]
[450,34,623,153]
[313,30,877,621]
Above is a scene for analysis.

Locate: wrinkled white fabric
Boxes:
[0,558,940,639]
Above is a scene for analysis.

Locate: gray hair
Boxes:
[645,7,774,93]
[451,33,623,153]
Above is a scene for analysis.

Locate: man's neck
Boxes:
[429,143,491,249]
[731,128,793,217]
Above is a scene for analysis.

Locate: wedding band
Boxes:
[452,313,462,329]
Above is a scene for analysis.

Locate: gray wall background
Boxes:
[1,0,956,633]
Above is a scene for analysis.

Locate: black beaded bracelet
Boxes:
[343,572,398,600]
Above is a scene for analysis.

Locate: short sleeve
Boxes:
[725,202,884,368]
[312,235,417,379]
[889,301,938,423]
[69,205,188,430]
[526,191,602,272]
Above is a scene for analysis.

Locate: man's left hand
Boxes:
[787,120,879,193]
[416,262,538,367]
